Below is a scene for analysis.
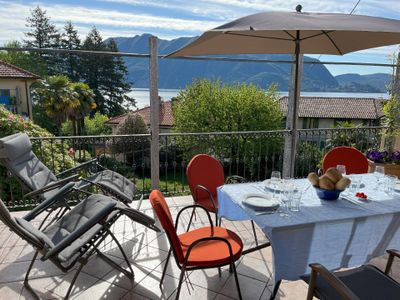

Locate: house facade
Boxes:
[0,60,40,119]
[105,101,174,133]
[280,96,385,129]
[106,96,385,132]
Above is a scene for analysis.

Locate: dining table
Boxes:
[217,173,400,299]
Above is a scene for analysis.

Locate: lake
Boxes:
[128,88,390,109]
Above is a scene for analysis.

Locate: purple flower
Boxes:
[366,149,396,163]
[391,151,400,162]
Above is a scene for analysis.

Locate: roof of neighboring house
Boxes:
[280,96,386,120]
[106,101,174,127]
[0,60,40,79]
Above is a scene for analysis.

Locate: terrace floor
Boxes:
[0,195,399,299]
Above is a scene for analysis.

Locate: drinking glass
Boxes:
[270,171,281,199]
[384,175,397,195]
[348,175,360,193]
[375,166,385,176]
[290,189,302,212]
[336,165,346,175]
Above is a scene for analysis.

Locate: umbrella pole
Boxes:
[283,31,303,178]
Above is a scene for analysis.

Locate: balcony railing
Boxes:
[1,126,384,209]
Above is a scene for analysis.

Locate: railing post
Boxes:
[283,51,303,178]
[149,36,160,189]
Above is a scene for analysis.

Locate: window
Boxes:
[0,89,11,105]
[302,118,319,129]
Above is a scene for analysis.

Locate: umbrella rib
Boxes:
[283,30,296,40]
[299,30,336,41]
[322,30,343,55]
[224,31,293,41]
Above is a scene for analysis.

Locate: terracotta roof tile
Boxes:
[0,60,40,79]
[106,101,174,126]
[280,96,386,120]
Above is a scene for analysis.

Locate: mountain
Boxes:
[111,34,389,92]
[335,73,391,92]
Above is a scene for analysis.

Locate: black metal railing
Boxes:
[1,126,384,209]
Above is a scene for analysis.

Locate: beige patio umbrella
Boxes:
[167,6,400,176]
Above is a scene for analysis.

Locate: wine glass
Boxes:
[374,165,385,189]
[336,165,346,175]
[270,171,281,196]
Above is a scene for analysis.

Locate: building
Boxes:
[105,101,174,133]
[106,96,386,131]
[280,96,385,129]
[0,60,40,119]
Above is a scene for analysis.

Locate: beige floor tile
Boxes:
[132,273,178,299]
[261,280,313,300]
[220,273,266,300]
[236,255,273,282]
[187,268,231,293]
[101,261,151,290]
[71,280,129,300]
[0,281,24,299]
[120,291,152,299]
[169,282,218,299]
[0,244,35,264]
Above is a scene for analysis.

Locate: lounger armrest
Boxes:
[385,249,400,274]
[307,263,360,300]
[23,174,79,199]
[175,205,214,231]
[23,182,76,222]
[56,158,98,178]
[42,201,117,261]
[117,206,160,232]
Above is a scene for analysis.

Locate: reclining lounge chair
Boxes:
[0,187,159,299]
[0,133,142,208]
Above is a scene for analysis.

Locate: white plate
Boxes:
[242,193,280,211]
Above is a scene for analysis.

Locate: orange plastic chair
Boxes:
[322,146,368,174]
[149,190,243,300]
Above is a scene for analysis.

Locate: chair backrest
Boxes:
[0,133,58,192]
[186,154,224,203]
[149,190,184,263]
[322,146,368,174]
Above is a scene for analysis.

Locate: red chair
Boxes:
[149,190,243,300]
[187,154,259,243]
[186,154,224,225]
[322,146,368,174]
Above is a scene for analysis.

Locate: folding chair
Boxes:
[149,190,243,300]
[303,249,400,300]
[0,133,142,207]
[0,189,159,299]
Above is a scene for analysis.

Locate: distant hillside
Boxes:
[111,34,390,92]
[335,73,391,93]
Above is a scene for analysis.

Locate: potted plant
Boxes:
[367,94,400,176]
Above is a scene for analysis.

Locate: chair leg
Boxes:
[160,249,172,288]
[108,230,134,278]
[251,220,258,246]
[65,261,86,299]
[186,207,196,232]
[23,250,40,300]
[231,259,242,300]
[176,265,187,300]
[270,280,282,300]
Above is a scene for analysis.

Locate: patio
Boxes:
[0,195,399,300]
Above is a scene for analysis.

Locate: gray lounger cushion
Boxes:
[41,194,119,262]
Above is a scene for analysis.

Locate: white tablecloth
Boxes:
[217,174,400,282]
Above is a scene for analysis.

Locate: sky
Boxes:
[0,0,399,76]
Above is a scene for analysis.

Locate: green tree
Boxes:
[0,41,47,77]
[80,28,135,116]
[60,21,81,81]
[174,80,283,133]
[33,75,79,132]
[24,6,61,74]
[61,112,111,136]
[68,82,96,135]
[112,114,149,164]
[173,80,283,177]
